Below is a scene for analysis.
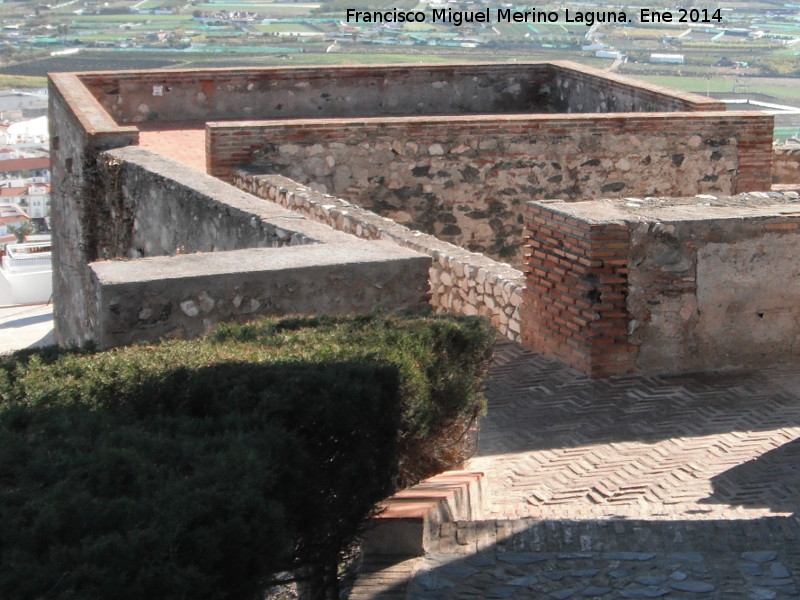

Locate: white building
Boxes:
[6,116,49,145]
[0,239,52,306]
[0,184,51,218]
[650,53,685,64]
[0,203,32,245]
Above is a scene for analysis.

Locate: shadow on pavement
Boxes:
[354,517,800,599]
[702,438,800,515]
[0,312,53,329]
[477,341,800,454]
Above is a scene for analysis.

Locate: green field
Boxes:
[775,126,800,142]
[196,3,313,10]
[0,74,47,88]
[137,0,171,9]
[638,74,735,94]
[638,74,800,102]
[70,13,187,23]
[71,33,138,41]
[311,0,418,12]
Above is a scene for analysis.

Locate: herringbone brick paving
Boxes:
[469,341,800,521]
[348,341,800,599]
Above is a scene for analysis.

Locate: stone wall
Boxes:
[210,111,774,267]
[49,63,782,367]
[89,243,429,348]
[69,145,431,347]
[233,170,525,342]
[522,191,800,377]
[773,146,800,185]
[77,61,721,126]
[96,146,322,259]
[549,62,726,113]
[49,72,139,346]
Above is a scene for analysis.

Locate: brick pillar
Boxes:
[733,114,774,194]
[206,124,264,181]
[520,202,634,378]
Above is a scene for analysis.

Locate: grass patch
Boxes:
[254,23,323,33]
[638,74,800,102]
[637,74,734,94]
[312,0,417,13]
[72,13,189,23]
[0,74,48,88]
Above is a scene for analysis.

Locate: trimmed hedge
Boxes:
[0,314,494,600]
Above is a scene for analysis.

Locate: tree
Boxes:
[8,220,36,243]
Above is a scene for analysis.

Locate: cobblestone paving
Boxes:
[410,518,800,599]
[349,341,800,599]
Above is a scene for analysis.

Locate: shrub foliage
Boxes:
[0,314,494,600]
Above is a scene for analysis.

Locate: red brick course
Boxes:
[521,203,633,378]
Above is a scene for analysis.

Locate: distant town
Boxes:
[0,87,51,306]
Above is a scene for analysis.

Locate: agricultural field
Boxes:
[637,74,800,103]
[0,0,794,99]
[311,0,419,13]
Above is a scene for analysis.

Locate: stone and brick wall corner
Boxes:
[520,201,634,378]
[233,169,525,342]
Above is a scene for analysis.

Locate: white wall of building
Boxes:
[0,268,52,305]
[7,116,49,145]
[0,240,53,305]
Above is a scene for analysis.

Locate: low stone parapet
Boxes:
[89,243,430,348]
[79,147,430,348]
[233,170,525,342]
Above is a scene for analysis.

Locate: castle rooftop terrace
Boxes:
[49,61,791,371]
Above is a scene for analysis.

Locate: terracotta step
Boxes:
[361,470,488,557]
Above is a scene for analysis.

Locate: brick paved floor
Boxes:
[349,340,800,599]
[469,341,800,521]
[137,122,206,172]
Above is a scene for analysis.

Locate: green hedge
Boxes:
[0,314,494,600]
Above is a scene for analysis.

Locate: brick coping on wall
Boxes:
[49,72,139,139]
[210,110,756,131]
[361,471,487,557]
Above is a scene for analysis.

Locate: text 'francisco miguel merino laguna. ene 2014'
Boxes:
[345,7,630,26]
[345,7,723,26]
